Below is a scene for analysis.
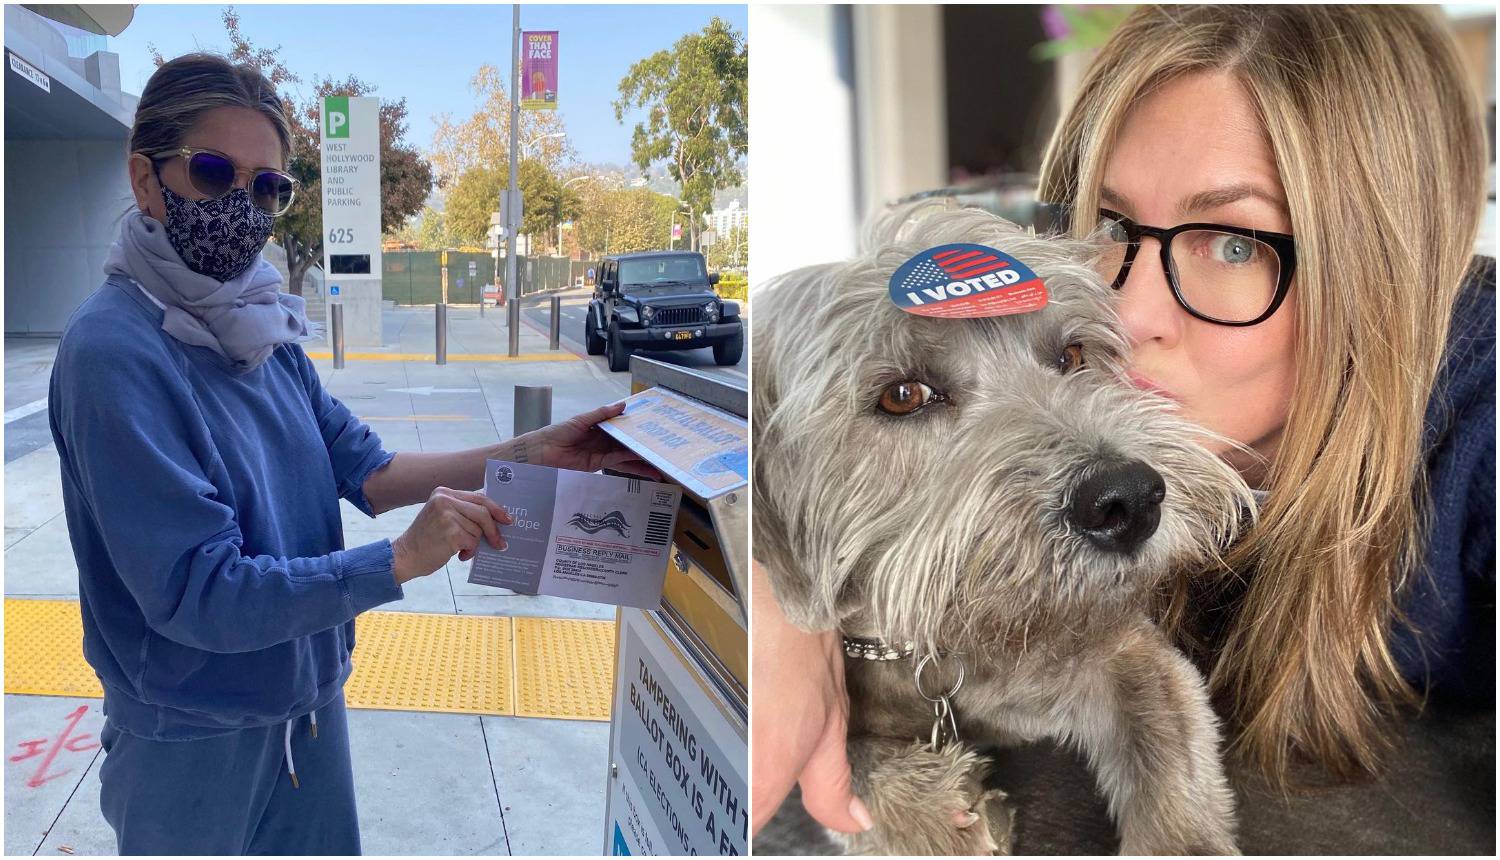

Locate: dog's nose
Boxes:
[1067,461,1166,554]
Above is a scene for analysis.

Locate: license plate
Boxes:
[673,331,693,341]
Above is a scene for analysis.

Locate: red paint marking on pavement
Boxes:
[8,704,100,788]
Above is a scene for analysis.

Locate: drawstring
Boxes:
[283,709,319,789]
[283,721,298,789]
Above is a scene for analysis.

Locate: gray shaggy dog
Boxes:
[753,202,1254,855]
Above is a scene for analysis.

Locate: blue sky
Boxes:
[110,3,747,166]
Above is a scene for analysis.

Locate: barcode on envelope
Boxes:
[645,511,671,546]
[627,478,641,494]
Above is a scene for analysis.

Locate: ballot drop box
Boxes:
[600,357,749,856]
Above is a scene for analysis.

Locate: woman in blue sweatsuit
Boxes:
[48,53,651,855]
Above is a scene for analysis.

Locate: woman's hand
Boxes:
[522,402,663,478]
[391,487,513,584]
[751,560,874,836]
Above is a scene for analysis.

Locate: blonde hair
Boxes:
[1038,5,1487,788]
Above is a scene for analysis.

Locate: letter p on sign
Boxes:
[324,96,350,138]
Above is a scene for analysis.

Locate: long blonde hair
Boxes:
[1038,5,1488,788]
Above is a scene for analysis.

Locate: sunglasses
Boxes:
[148,147,298,216]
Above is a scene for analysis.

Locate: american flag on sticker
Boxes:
[888,242,1049,319]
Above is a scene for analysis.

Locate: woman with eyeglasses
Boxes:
[48,53,652,854]
[753,4,1491,847]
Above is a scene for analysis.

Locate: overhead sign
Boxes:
[8,52,50,92]
[521,31,558,110]
[606,611,747,855]
[319,96,382,279]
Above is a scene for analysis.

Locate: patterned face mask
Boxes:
[160,184,274,283]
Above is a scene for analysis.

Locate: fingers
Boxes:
[601,451,666,481]
[798,719,872,834]
[445,495,508,550]
[584,401,628,424]
[558,402,626,434]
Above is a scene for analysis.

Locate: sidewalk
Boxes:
[4,302,632,855]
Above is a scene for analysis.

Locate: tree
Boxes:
[706,221,747,270]
[153,7,436,296]
[574,187,679,257]
[414,206,452,250]
[429,65,573,187]
[446,160,580,253]
[523,165,584,255]
[613,17,747,252]
[445,166,504,247]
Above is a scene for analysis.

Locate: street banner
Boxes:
[522,31,558,110]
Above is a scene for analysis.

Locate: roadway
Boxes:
[515,287,749,385]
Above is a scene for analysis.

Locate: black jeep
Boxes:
[584,251,744,372]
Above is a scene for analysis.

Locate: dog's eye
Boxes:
[877,381,940,415]
[1056,344,1085,374]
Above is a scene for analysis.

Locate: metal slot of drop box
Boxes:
[602,357,748,856]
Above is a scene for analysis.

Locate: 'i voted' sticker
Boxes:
[888,243,1048,318]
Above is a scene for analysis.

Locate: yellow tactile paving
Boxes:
[3,598,103,698]
[3,600,614,721]
[512,617,616,721]
[345,611,514,716]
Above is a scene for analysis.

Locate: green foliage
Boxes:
[574,187,679,256]
[414,207,452,249]
[446,166,503,246]
[715,275,748,302]
[1031,5,1135,61]
[447,161,587,253]
[613,17,747,250]
[706,222,747,270]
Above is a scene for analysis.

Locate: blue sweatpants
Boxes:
[98,692,360,855]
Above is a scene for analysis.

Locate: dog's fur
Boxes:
[753,204,1253,854]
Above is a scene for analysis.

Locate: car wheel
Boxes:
[584,313,606,355]
[713,330,743,366]
[606,322,632,372]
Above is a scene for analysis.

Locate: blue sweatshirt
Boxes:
[1392,256,1495,699]
[48,275,405,740]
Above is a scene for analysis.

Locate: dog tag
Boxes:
[888,243,1048,319]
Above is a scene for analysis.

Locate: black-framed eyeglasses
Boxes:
[1038,202,1296,327]
[147,147,299,216]
[1096,207,1296,327]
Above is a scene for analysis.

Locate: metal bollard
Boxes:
[549,294,562,350]
[331,303,345,370]
[513,385,552,435]
[507,297,521,357]
[435,303,448,366]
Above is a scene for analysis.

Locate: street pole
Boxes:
[505,3,522,357]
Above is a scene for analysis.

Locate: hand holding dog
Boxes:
[392,487,513,584]
[750,560,874,837]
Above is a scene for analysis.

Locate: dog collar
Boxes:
[842,635,916,661]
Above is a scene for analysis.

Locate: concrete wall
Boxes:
[4,140,133,335]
